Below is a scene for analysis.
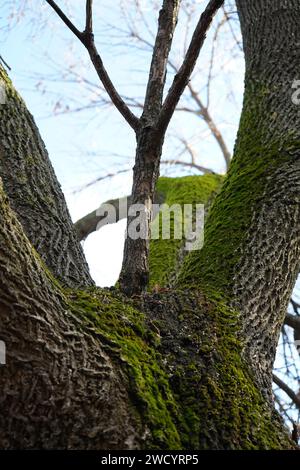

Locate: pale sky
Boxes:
[2,0,244,286]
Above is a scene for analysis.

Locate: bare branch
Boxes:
[45,0,140,132]
[84,41,140,131]
[45,0,83,42]
[285,313,300,334]
[142,0,181,122]
[75,196,131,241]
[74,189,165,241]
[85,0,93,35]
[119,20,230,169]
[187,82,231,169]
[161,159,215,174]
[72,168,131,194]
[273,374,300,410]
[0,55,11,71]
[158,0,224,134]
[291,298,300,313]
[167,55,231,169]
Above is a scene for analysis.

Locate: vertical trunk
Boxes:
[0,180,142,449]
[0,66,93,288]
[119,126,164,295]
[0,172,294,449]
[119,1,181,296]
[179,0,300,398]
[1,1,299,450]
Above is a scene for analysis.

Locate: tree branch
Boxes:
[74,196,131,241]
[74,188,166,242]
[142,0,181,122]
[45,0,83,42]
[161,159,215,174]
[45,0,140,132]
[157,0,224,134]
[284,312,300,334]
[85,0,93,34]
[273,374,300,410]
[124,22,231,169]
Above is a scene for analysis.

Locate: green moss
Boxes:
[162,290,292,449]
[178,83,300,295]
[149,174,223,288]
[0,65,23,103]
[64,283,292,449]
[67,288,182,449]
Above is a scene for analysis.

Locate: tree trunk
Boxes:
[0,66,93,288]
[179,0,300,400]
[119,126,164,295]
[1,0,300,449]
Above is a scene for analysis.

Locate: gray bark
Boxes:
[0,66,93,288]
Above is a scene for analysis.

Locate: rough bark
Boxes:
[0,176,294,448]
[119,128,164,295]
[119,1,181,295]
[0,66,93,288]
[0,0,299,450]
[0,181,141,449]
[180,0,300,399]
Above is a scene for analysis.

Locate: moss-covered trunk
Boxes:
[0,0,299,449]
[180,0,300,399]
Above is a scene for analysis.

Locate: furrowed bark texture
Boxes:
[180,0,300,398]
[0,1,299,449]
[0,66,93,288]
[119,128,164,295]
[0,165,294,449]
[0,187,293,448]
[0,181,141,449]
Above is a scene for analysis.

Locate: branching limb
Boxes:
[142,0,181,122]
[85,0,93,34]
[74,188,166,242]
[45,0,140,131]
[45,0,83,41]
[158,0,224,135]
[273,374,300,410]
[285,313,300,334]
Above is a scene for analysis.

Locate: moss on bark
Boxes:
[67,286,294,449]
[149,174,223,288]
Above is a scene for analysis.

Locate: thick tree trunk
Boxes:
[0,181,141,449]
[0,66,93,288]
[0,180,293,447]
[0,0,299,449]
[180,0,300,398]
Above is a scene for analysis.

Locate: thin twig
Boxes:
[157,0,224,134]
[45,0,140,132]
[72,168,131,194]
[161,159,215,174]
[45,0,83,42]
